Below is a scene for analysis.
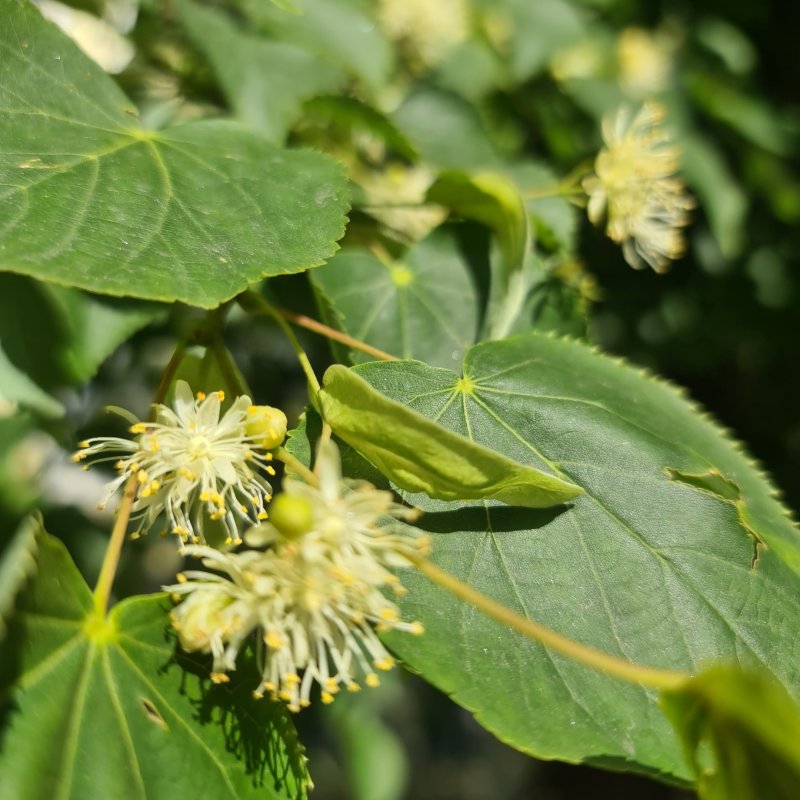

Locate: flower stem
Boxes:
[274,307,396,362]
[238,292,321,400]
[275,447,319,486]
[408,554,688,691]
[92,343,187,615]
[210,334,251,397]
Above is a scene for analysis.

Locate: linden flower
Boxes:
[376,0,470,69]
[73,381,286,544]
[166,441,427,712]
[583,102,695,272]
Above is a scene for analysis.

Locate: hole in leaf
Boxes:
[665,467,741,502]
[141,698,168,730]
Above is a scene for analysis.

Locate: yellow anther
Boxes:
[263,681,276,693]
[149,480,160,492]
[78,440,90,449]
[210,673,230,684]
[325,678,340,693]
[195,391,206,400]
[96,502,106,511]
[213,493,225,507]
[129,423,147,434]
[179,467,195,479]
[199,491,212,502]
[266,466,276,476]
[278,689,293,702]
[216,391,225,401]
[257,511,268,520]
[129,531,140,540]
[265,631,285,649]
[211,511,224,521]
[148,439,160,452]
[299,699,311,708]
[176,573,187,584]
[252,690,264,700]
[346,682,361,693]
[320,691,335,704]
[287,703,300,713]
[375,658,395,671]
[136,470,148,484]
[284,673,301,686]
[115,460,126,471]
[70,452,86,463]
[410,621,425,636]
[379,608,399,622]
[82,465,90,472]
[239,504,248,514]
[365,673,380,688]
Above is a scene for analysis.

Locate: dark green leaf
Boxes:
[0,515,39,639]
[0,342,63,417]
[328,333,800,781]
[310,227,479,368]
[317,363,583,507]
[176,0,345,144]
[0,1,349,307]
[662,666,800,799]
[238,0,393,95]
[0,530,309,799]
[427,171,532,339]
[391,87,499,170]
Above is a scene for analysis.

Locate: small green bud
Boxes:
[269,494,314,540]
[246,405,288,450]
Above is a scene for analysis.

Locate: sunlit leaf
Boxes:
[0,1,349,307]
[0,530,310,799]
[311,227,479,368]
[317,363,583,507]
[303,333,800,781]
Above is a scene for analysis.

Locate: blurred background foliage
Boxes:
[2,0,798,796]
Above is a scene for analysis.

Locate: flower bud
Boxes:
[269,494,314,540]
[246,405,288,450]
[171,589,235,653]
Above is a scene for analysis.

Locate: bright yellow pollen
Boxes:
[195,391,206,400]
[130,423,147,434]
[136,470,148,484]
[375,657,395,671]
[365,673,380,688]
[410,622,425,636]
[321,691,335,704]
[216,391,225,401]
[265,631,285,649]
[210,672,230,684]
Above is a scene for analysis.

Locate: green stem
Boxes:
[92,343,187,615]
[238,292,321,400]
[210,335,250,397]
[275,447,319,486]
[521,161,593,201]
[408,554,688,691]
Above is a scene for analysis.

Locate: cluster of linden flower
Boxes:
[76,381,426,710]
[584,101,695,272]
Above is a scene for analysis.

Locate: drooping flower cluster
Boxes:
[166,441,427,712]
[73,381,286,545]
[376,0,470,69]
[583,102,695,272]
